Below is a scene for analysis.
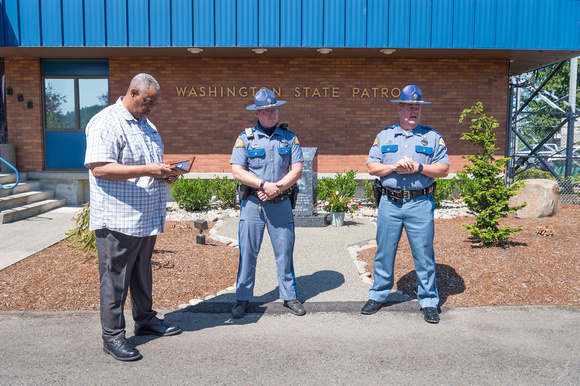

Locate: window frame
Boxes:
[42,75,110,132]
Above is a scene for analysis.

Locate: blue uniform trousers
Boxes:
[236,194,297,301]
[368,194,439,308]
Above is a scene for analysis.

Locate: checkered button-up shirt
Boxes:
[84,97,167,237]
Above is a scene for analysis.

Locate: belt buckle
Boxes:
[403,190,411,200]
[387,192,403,204]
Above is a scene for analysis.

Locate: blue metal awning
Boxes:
[1,0,579,75]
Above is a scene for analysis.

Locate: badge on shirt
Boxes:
[295,137,300,145]
[281,140,289,147]
[421,137,428,146]
[252,143,260,148]
[439,137,446,147]
[235,138,244,148]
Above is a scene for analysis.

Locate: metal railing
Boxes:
[0,156,19,190]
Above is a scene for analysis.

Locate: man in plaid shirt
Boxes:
[85,73,181,362]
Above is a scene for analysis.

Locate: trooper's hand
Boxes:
[261,181,281,200]
[393,156,415,174]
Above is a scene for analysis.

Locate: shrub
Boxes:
[171,176,213,211]
[433,178,456,208]
[66,202,97,259]
[363,179,375,204]
[514,168,557,181]
[318,170,358,201]
[457,102,526,246]
[211,175,237,208]
[454,172,478,199]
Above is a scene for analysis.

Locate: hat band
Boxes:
[255,102,278,109]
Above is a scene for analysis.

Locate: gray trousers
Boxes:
[95,229,158,342]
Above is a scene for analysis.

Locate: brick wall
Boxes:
[7,56,509,173]
[111,57,509,173]
[4,58,43,171]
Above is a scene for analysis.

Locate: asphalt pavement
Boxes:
[1,208,579,384]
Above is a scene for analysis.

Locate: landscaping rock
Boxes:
[509,179,560,218]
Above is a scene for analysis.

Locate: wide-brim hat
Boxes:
[390,85,431,104]
[246,88,286,110]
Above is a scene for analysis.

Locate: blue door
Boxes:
[43,61,109,169]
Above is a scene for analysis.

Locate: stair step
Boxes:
[0,198,68,224]
[0,181,44,198]
[0,190,55,209]
[0,181,41,197]
[0,172,28,186]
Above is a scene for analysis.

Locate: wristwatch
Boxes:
[260,180,266,189]
[418,163,424,173]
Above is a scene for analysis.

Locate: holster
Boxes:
[289,183,299,209]
[235,183,252,204]
[372,178,382,207]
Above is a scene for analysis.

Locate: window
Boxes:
[42,60,109,132]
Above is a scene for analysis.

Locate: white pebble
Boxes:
[362,277,374,285]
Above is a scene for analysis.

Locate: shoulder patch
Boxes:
[235,138,244,148]
[439,137,446,147]
[373,137,378,146]
[294,136,300,145]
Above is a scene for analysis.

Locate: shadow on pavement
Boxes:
[396,263,465,307]
[156,270,346,336]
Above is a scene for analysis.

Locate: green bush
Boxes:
[514,168,557,181]
[454,172,478,199]
[171,177,213,211]
[318,170,358,201]
[363,180,375,204]
[211,175,237,208]
[433,178,456,208]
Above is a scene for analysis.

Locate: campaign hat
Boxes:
[246,88,286,110]
[390,85,431,104]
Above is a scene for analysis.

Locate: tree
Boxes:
[458,103,526,246]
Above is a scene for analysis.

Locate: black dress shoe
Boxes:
[421,307,440,324]
[361,299,385,315]
[283,300,306,316]
[134,320,182,336]
[232,300,249,319]
[103,337,142,361]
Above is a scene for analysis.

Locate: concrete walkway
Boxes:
[0,210,579,384]
[0,206,81,270]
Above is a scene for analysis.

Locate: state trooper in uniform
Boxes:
[230,88,305,319]
[362,85,450,323]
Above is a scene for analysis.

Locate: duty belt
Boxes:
[379,183,436,204]
[251,189,290,204]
